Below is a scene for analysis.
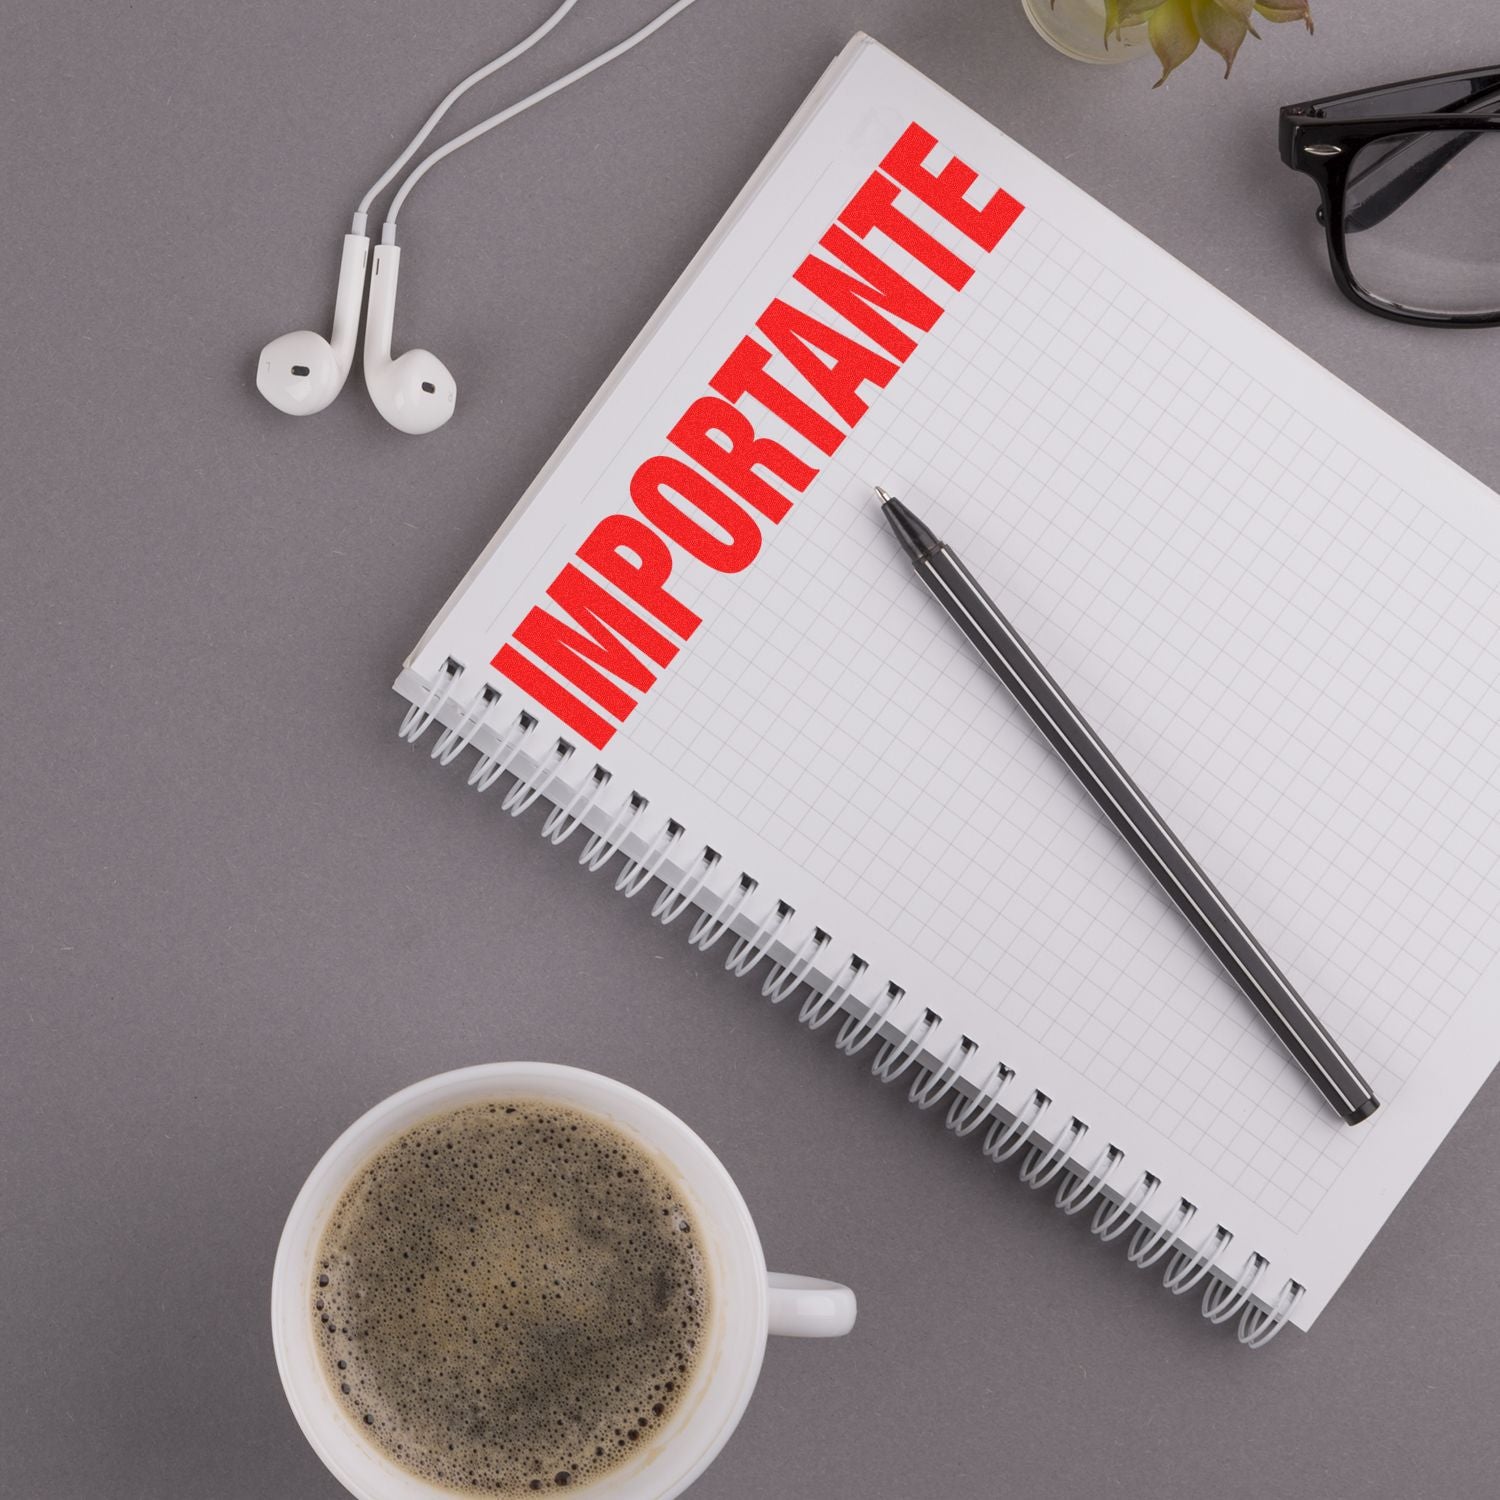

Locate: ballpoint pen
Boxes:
[878,485,1379,1126]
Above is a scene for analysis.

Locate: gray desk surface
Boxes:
[5,1,1500,1496]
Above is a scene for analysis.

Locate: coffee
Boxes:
[311,1099,710,1496]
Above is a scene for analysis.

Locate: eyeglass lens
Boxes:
[1342,130,1500,317]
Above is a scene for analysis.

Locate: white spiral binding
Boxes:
[1128,1199,1195,1270]
[1203,1251,1265,1325]
[399,659,458,742]
[910,1034,974,1109]
[653,848,717,926]
[503,738,570,817]
[726,902,789,977]
[1091,1170,1157,1242]
[431,683,498,765]
[763,928,827,1004]
[834,980,905,1059]
[944,1061,1011,1137]
[578,794,642,871]
[983,1088,1048,1164]
[616,819,679,898]
[543,767,608,845]
[1056,1143,1121,1216]
[1019,1116,1086,1190]
[1163,1224,1231,1296]
[799,956,865,1031]
[870,1005,936,1083]
[688,876,751,952]
[1238,1276,1303,1348]
[398,670,1306,1347]
[469,714,533,793]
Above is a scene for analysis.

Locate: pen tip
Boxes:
[879,491,941,561]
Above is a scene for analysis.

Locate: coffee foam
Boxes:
[313,1099,709,1495]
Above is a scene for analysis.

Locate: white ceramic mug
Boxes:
[272,1064,856,1500]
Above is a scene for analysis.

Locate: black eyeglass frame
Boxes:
[1280,65,1500,328]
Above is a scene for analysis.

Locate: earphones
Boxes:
[360,242,457,436]
[257,231,372,417]
[256,0,704,435]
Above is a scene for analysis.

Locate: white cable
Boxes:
[380,0,704,240]
[351,0,579,234]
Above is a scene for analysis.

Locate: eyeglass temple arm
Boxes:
[1299,66,1500,122]
[1336,79,1500,233]
[1342,131,1481,233]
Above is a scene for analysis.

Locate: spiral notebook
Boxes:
[394,35,1500,1343]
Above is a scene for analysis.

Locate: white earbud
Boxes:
[363,242,457,436]
[253,0,704,436]
[256,233,369,415]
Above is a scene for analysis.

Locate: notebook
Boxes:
[394,35,1500,1343]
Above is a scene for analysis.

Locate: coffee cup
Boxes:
[272,1063,856,1499]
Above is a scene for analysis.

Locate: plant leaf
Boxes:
[1254,0,1314,30]
[1148,0,1201,86]
[1215,0,1255,19]
[1117,0,1166,24]
[1192,0,1252,76]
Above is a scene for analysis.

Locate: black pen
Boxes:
[877,486,1379,1127]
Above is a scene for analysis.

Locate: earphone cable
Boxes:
[351,0,580,233]
[378,0,705,241]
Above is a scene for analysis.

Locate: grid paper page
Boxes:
[406,39,1500,1328]
[628,205,1500,1227]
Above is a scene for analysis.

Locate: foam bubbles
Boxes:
[314,1100,708,1496]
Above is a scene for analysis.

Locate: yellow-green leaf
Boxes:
[1215,0,1256,19]
[1254,0,1314,29]
[1148,0,1201,86]
[1117,0,1166,24]
[1192,0,1252,76]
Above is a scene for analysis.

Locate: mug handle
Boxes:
[766,1272,857,1338]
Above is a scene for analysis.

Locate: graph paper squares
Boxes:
[622,192,1500,1234]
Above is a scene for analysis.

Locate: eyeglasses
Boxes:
[1280,66,1500,327]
